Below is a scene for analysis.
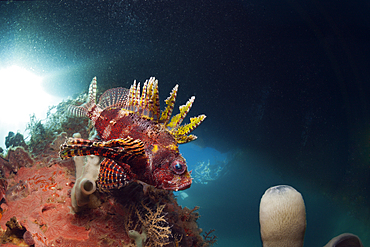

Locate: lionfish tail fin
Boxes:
[67,77,98,117]
[88,77,97,105]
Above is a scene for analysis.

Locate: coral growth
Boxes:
[7,147,34,174]
[0,146,34,177]
[135,203,171,247]
[26,101,90,155]
[0,163,90,246]
[5,132,28,150]
[202,229,217,246]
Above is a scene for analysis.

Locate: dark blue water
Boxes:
[1,0,369,246]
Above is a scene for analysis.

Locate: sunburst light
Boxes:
[0,65,61,148]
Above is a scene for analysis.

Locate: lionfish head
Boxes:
[150,148,192,191]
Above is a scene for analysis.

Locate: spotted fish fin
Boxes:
[59,137,147,164]
[67,77,98,117]
[97,159,132,190]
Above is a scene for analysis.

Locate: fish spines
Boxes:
[160,84,178,124]
[146,77,160,121]
[67,104,88,117]
[66,77,98,118]
[97,159,131,190]
[139,79,148,111]
[171,114,206,144]
[167,96,195,130]
[127,80,137,112]
[88,76,97,106]
[125,77,160,121]
[98,87,130,109]
[66,76,206,146]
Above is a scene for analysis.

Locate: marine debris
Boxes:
[0,77,215,247]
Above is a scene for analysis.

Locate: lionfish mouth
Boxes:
[164,177,192,191]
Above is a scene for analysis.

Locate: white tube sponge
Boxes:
[259,185,306,247]
[324,233,364,247]
[128,229,147,247]
[71,154,101,212]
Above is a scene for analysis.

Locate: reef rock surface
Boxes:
[0,135,213,247]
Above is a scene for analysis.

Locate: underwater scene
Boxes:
[0,0,369,246]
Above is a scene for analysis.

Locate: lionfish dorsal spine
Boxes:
[166,96,195,130]
[138,78,151,117]
[171,114,207,144]
[125,77,161,121]
[135,82,141,111]
[144,77,160,121]
[160,84,178,124]
[151,79,160,121]
[127,80,137,112]
[139,79,148,110]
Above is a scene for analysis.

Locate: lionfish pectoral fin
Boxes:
[59,137,147,164]
[97,159,130,190]
[59,138,98,159]
[91,137,146,162]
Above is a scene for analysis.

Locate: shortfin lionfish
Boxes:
[60,77,206,191]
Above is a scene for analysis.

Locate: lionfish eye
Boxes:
[171,160,186,174]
